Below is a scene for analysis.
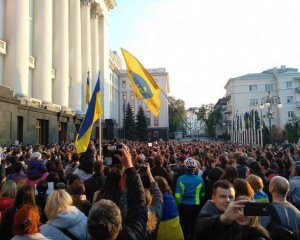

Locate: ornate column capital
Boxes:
[91,2,102,18]
[81,0,92,7]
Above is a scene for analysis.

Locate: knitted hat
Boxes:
[31,152,41,160]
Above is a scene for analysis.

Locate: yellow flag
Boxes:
[121,48,161,117]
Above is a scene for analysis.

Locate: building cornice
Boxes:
[81,0,92,7]
[109,49,122,72]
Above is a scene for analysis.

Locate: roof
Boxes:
[232,72,273,80]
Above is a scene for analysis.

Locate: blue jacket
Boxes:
[175,173,204,205]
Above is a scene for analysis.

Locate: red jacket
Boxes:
[0,197,15,224]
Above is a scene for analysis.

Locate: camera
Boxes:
[103,144,122,157]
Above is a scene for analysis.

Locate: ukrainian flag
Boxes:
[121,48,161,117]
[75,73,102,154]
[86,71,90,105]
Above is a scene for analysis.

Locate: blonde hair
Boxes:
[144,189,157,233]
[0,180,17,198]
[246,174,264,192]
[45,190,73,220]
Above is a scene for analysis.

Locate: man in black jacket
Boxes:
[87,144,147,240]
[193,180,236,240]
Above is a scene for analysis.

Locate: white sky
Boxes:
[109,0,300,108]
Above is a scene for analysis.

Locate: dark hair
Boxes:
[67,174,80,186]
[14,185,35,209]
[14,161,23,173]
[212,180,234,195]
[220,165,238,183]
[233,178,254,200]
[93,160,104,173]
[68,179,85,196]
[260,159,270,170]
[36,180,48,195]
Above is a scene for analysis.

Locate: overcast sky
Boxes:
[109,0,300,108]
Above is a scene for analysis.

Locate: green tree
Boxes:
[136,107,148,141]
[168,96,186,134]
[284,121,300,143]
[197,104,223,137]
[123,103,136,140]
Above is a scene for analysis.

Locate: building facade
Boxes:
[186,107,205,137]
[224,66,300,130]
[119,68,170,140]
[0,0,116,145]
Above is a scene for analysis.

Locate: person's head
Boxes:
[212,180,235,212]
[44,190,73,220]
[0,180,17,198]
[93,160,104,174]
[13,204,40,236]
[144,189,157,233]
[184,158,197,174]
[233,178,254,200]
[137,154,146,164]
[246,174,264,192]
[36,180,48,195]
[88,199,122,240]
[68,179,85,196]
[13,161,24,173]
[269,176,289,199]
[235,196,258,227]
[155,176,172,195]
[31,152,41,160]
[220,165,238,183]
[292,163,300,177]
[217,154,229,169]
[153,154,164,167]
[14,185,35,208]
[67,174,80,187]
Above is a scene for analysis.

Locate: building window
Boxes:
[286,81,293,89]
[250,99,259,106]
[123,93,127,101]
[249,85,257,92]
[287,96,293,104]
[147,117,151,126]
[131,105,135,112]
[288,111,294,118]
[154,117,159,126]
[130,92,135,100]
[122,81,126,88]
[153,131,159,138]
[265,84,274,92]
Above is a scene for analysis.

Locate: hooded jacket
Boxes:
[40,206,88,240]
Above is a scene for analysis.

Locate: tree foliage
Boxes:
[197,104,223,137]
[168,96,186,133]
[284,122,300,143]
[123,103,136,140]
[136,107,148,141]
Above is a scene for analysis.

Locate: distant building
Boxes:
[215,97,228,137]
[224,65,300,130]
[186,107,205,137]
[119,68,170,140]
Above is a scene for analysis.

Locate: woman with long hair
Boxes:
[40,189,88,239]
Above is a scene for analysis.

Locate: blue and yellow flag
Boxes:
[86,71,90,105]
[75,72,102,154]
[121,48,161,117]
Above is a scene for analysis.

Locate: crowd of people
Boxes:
[0,139,300,240]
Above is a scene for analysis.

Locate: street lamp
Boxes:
[259,91,282,144]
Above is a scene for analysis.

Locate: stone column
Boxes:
[32,0,52,103]
[4,0,30,96]
[98,14,109,119]
[81,0,92,112]
[0,0,5,85]
[90,2,101,91]
[53,0,69,108]
[69,0,82,111]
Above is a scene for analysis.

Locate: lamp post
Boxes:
[259,91,282,144]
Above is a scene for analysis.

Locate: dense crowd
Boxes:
[0,139,300,240]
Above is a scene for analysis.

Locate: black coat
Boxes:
[116,167,148,240]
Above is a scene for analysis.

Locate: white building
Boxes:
[119,68,170,140]
[0,0,117,145]
[186,107,205,137]
[224,66,300,130]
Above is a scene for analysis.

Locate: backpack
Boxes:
[267,204,298,240]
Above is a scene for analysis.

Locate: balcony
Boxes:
[29,56,35,69]
[0,39,6,55]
